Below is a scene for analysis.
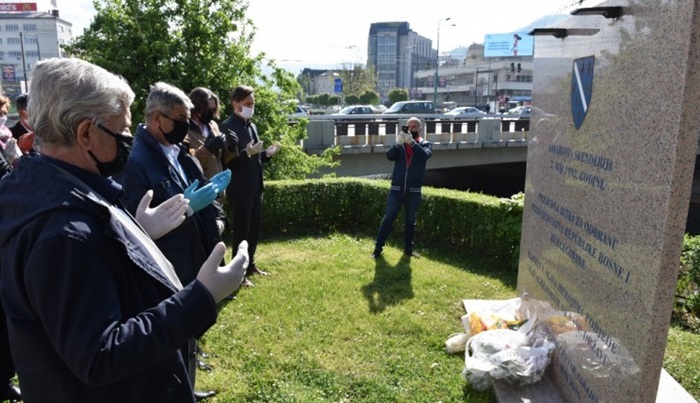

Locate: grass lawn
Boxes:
[196,233,700,402]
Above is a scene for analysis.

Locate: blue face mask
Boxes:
[87,123,134,177]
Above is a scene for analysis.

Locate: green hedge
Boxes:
[259,178,524,268]
[675,234,700,331]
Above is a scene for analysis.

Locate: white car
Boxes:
[291,105,309,117]
[444,106,487,119]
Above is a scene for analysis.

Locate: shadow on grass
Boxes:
[361,254,414,314]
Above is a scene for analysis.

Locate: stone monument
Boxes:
[515,0,700,401]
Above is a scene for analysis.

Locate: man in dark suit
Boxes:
[9,94,29,140]
[220,85,279,286]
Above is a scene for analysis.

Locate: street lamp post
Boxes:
[433,17,454,109]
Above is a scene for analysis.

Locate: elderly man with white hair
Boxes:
[0,57,248,403]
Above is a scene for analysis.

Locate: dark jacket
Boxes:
[116,124,223,285]
[219,113,271,195]
[9,120,29,140]
[0,155,217,403]
[387,139,432,192]
[0,146,11,178]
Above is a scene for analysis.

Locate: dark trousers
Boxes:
[0,300,15,386]
[374,190,422,253]
[229,192,263,266]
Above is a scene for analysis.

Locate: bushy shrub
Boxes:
[675,234,700,331]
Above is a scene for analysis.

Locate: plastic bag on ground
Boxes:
[462,319,555,391]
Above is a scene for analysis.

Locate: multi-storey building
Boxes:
[413,43,533,109]
[0,6,72,97]
[367,22,433,100]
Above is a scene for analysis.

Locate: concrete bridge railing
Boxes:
[301,114,530,155]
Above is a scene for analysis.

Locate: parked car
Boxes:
[382,100,436,115]
[444,106,487,120]
[291,105,309,117]
[371,104,388,113]
[335,105,375,115]
[505,106,531,118]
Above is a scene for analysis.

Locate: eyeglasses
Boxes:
[97,123,127,139]
[160,113,188,124]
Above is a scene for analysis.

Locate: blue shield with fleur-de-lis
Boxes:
[571,56,595,129]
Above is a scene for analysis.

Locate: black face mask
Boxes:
[88,123,134,177]
[410,130,420,138]
[159,113,190,144]
[201,109,215,125]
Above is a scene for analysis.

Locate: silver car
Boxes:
[444,106,487,120]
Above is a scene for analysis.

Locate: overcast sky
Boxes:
[36,0,586,73]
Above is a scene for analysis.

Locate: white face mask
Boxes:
[0,116,7,128]
[240,105,254,119]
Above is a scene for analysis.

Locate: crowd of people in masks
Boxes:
[0,57,280,403]
[0,57,431,403]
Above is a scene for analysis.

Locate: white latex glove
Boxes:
[397,133,409,144]
[245,140,264,157]
[135,190,189,240]
[4,138,20,163]
[265,142,280,157]
[197,241,249,303]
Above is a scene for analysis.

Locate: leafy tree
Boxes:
[305,95,318,106]
[388,88,409,104]
[344,94,359,105]
[337,64,377,97]
[328,95,340,106]
[63,0,337,180]
[317,93,330,106]
[359,89,379,105]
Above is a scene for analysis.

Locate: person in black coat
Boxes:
[0,57,248,403]
[219,85,280,286]
[9,94,29,140]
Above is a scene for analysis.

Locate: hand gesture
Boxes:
[397,133,409,144]
[135,190,188,240]
[203,133,226,154]
[4,138,19,162]
[183,179,218,213]
[196,241,249,303]
[246,139,264,157]
[221,127,239,153]
[209,169,232,193]
[265,142,280,157]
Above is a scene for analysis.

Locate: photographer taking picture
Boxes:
[371,117,432,259]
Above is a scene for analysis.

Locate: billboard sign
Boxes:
[483,32,534,57]
[0,3,38,12]
[334,78,342,93]
[2,64,16,82]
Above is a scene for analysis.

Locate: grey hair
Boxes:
[145,82,194,121]
[28,58,135,148]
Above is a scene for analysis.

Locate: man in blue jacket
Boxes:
[0,58,248,403]
[372,117,432,258]
[116,82,232,401]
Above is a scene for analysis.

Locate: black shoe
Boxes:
[371,250,382,258]
[196,357,213,372]
[246,264,269,276]
[0,383,22,401]
[194,390,217,401]
[404,251,420,258]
